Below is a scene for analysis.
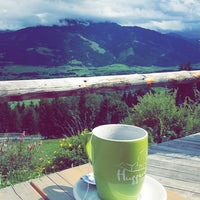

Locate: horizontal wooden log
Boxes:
[0,70,200,102]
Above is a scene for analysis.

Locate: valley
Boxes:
[0,20,199,80]
[0,64,191,81]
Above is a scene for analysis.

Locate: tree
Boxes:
[176,62,195,105]
[179,62,192,71]
[125,91,139,107]
[22,106,38,134]
[9,108,22,132]
[38,99,55,138]
[109,97,129,123]
[51,97,77,137]
[95,92,128,125]
[16,102,25,114]
[84,94,103,130]
[95,97,110,126]
[0,102,12,132]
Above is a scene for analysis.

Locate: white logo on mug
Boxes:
[116,149,146,185]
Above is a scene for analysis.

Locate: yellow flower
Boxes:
[68,143,72,147]
[60,143,63,147]
[78,144,81,149]
[40,167,45,173]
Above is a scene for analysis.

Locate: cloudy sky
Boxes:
[0,0,200,32]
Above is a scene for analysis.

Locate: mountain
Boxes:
[0,20,200,68]
[171,29,200,40]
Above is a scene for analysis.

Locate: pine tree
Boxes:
[22,107,38,134]
[38,99,54,138]
[95,97,110,126]
[109,98,129,124]
[0,102,12,132]
[10,108,22,132]
[84,94,103,130]
[177,62,195,104]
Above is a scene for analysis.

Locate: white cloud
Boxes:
[141,20,186,31]
[0,0,199,31]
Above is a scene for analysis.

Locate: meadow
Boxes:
[0,64,187,80]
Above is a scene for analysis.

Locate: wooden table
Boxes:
[0,133,199,200]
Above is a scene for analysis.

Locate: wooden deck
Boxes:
[0,133,199,200]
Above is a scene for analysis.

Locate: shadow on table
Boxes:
[42,185,74,200]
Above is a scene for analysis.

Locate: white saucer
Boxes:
[73,175,167,200]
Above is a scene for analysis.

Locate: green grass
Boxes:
[9,99,40,109]
[35,139,60,161]
[2,63,198,81]
[78,35,106,54]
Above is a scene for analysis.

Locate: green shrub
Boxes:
[122,89,200,143]
[44,129,90,173]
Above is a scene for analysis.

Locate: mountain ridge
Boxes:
[0,20,199,68]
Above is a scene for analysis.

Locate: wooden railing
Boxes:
[1,70,200,102]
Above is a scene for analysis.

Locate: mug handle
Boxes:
[86,138,92,163]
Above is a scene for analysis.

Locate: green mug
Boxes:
[86,124,148,200]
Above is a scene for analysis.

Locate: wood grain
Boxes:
[1,70,200,102]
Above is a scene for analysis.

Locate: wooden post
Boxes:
[0,70,200,102]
